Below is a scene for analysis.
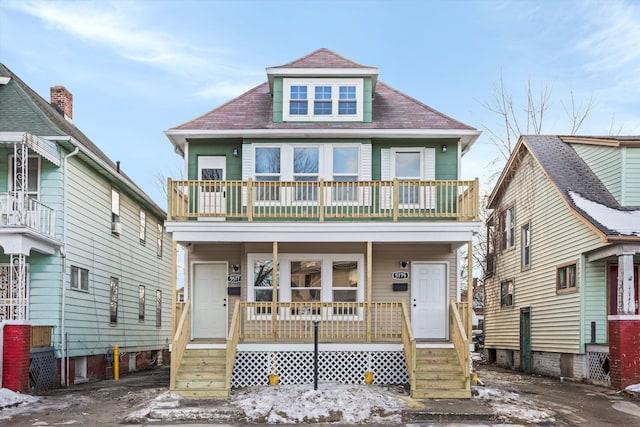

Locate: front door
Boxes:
[197,156,226,216]
[520,308,531,372]
[192,262,227,339]
[411,262,447,340]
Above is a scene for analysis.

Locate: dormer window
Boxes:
[284,78,363,122]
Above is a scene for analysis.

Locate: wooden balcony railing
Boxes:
[167,178,479,222]
[170,299,190,390]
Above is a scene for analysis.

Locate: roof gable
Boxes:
[488,134,640,238]
[272,48,370,69]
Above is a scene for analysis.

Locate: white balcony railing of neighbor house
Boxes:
[0,193,56,238]
[167,178,479,222]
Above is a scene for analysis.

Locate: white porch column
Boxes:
[617,253,636,315]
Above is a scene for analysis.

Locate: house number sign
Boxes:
[227,274,241,284]
[392,271,409,280]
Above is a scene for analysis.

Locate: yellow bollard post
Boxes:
[114,345,119,381]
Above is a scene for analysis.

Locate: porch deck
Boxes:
[171,301,471,399]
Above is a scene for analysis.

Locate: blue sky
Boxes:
[1,0,639,206]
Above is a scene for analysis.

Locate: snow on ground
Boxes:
[473,386,555,424]
[232,382,405,424]
[626,384,640,393]
[0,388,38,409]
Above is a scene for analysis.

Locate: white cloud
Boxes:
[5,0,259,95]
[574,1,640,74]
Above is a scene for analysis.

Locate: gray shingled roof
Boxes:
[172,49,474,132]
[518,135,634,237]
[172,81,475,131]
[0,63,164,216]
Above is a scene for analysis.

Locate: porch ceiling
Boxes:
[165,221,480,244]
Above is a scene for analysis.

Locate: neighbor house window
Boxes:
[111,189,120,235]
[156,290,162,328]
[501,280,514,307]
[283,78,363,121]
[71,266,89,291]
[138,285,145,321]
[139,209,146,244]
[557,262,577,292]
[521,222,530,269]
[110,277,118,324]
[156,223,163,257]
[500,207,514,250]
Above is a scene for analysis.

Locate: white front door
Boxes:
[197,156,226,215]
[192,262,227,339]
[411,262,447,340]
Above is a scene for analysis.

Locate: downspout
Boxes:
[61,146,80,387]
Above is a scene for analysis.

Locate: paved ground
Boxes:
[1,363,639,426]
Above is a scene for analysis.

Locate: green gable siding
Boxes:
[363,78,372,122]
[272,78,283,123]
[623,147,640,206]
[573,144,622,203]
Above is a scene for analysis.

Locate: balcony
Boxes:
[168,179,479,222]
[0,193,56,238]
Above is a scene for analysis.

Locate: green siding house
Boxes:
[0,64,173,391]
[484,135,640,390]
[165,49,482,398]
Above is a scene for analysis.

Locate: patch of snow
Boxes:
[0,388,38,409]
[625,384,640,393]
[570,191,640,235]
[231,382,404,424]
[473,386,555,424]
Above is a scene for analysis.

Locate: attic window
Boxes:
[283,78,363,122]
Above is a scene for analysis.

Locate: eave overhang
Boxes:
[265,66,380,93]
[165,221,481,246]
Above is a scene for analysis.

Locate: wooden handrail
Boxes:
[170,299,191,390]
[226,302,241,387]
[400,302,416,393]
[449,300,470,389]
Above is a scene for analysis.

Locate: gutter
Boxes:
[60,145,80,387]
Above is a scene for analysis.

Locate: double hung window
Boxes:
[500,207,514,250]
[500,280,514,307]
[557,262,577,292]
[332,147,359,202]
[293,147,319,201]
[255,147,281,201]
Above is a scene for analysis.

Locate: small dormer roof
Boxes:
[266,48,379,92]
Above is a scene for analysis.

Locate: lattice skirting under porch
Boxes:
[231,351,409,388]
[587,350,610,386]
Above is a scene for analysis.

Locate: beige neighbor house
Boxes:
[165,49,482,398]
[484,135,640,389]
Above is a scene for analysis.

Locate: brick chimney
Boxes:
[50,86,73,123]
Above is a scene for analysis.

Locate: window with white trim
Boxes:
[333,146,359,202]
[283,78,363,122]
[110,277,118,324]
[139,209,146,244]
[138,285,145,321]
[71,266,89,291]
[156,223,163,257]
[500,207,515,251]
[521,222,530,269]
[111,189,120,235]
[248,254,364,311]
[156,290,162,328]
[293,147,319,201]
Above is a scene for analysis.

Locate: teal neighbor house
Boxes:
[0,64,173,391]
[165,49,482,398]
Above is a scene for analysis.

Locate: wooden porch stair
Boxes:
[173,347,230,398]
[411,346,470,399]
